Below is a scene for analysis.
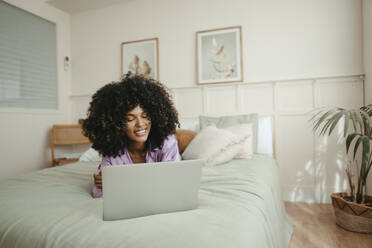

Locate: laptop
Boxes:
[102,159,203,221]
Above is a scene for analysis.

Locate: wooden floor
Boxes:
[285,202,372,248]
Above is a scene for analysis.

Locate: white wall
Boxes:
[70,0,364,203]
[0,0,72,180]
[71,0,362,94]
[364,0,372,105]
[363,0,372,195]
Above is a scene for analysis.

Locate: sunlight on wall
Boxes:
[287,120,350,203]
[313,121,349,203]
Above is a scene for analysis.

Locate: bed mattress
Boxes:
[0,155,293,248]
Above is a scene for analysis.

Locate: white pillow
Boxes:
[182,125,247,166]
[257,117,273,156]
[222,124,253,159]
[179,121,200,132]
[79,148,101,162]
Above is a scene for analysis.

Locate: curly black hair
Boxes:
[82,73,180,157]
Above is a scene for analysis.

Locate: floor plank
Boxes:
[285,202,372,248]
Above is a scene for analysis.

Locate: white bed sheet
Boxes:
[0,155,293,248]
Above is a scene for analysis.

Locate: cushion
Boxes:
[179,121,200,132]
[175,129,197,154]
[182,125,247,166]
[79,148,101,162]
[199,113,259,152]
[222,123,253,159]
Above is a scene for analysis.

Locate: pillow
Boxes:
[257,117,273,156]
[179,121,200,132]
[222,123,253,159]
[182,125,247,166]
[79,148,101,162]
[175,129,197,154]
[199,113,259,152]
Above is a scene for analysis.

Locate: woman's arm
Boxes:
[92,157,112,198]
[93,171,102,189]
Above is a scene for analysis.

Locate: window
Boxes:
[0,1,58,110]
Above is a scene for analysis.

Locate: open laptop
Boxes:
[102,159,203,221]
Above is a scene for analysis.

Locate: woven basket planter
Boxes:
[331,192,372,233]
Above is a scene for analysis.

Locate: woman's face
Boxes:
[125,105,151,145]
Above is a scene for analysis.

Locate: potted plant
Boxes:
[311,104,372,233]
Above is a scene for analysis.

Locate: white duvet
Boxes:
[0,155,293,248]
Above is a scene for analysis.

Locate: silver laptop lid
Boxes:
[102,159,202,221]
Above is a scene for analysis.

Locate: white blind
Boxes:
[0,1,58,109]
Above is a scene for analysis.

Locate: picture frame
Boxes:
[121,37,159,80]
[196,26,243,85]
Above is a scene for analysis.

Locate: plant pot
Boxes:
[331,192,372,233]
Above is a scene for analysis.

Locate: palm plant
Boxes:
[311,104,372,204]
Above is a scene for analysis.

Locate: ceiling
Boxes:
[46,0,131,14]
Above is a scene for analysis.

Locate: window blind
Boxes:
[0,1,58,109]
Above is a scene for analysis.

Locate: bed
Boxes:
[0,155,293,248]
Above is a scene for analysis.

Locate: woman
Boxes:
[82,73,181,198]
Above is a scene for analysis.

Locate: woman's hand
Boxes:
[94,171,102,189]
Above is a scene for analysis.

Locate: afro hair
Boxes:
[82,73,180,157]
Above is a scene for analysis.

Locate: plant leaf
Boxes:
[346,133,359,154]
[320,117,334,136]
[354,109,365,134]
[308,108,325,123]
[353,135,363,160]
[328,111,345,136]
[350,110,358,132]
[320,111,340,136]
[360,109,372,134]
[312,109,334,134]
[360,137,370,184]
[343,111,350,137]
[361,104,372,116]
[365,152,372,180]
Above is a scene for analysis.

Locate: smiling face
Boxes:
[125,105,151,147]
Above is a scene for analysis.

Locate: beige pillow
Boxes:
[182,126,247,166]
[222,124,253,159]
[199,113,259,152]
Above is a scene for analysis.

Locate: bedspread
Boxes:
[0,155,293,248]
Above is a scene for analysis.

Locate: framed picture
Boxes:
[121,38,159,80]
[196,26,243,85]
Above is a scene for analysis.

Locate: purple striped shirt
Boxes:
[92,135,181,198]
